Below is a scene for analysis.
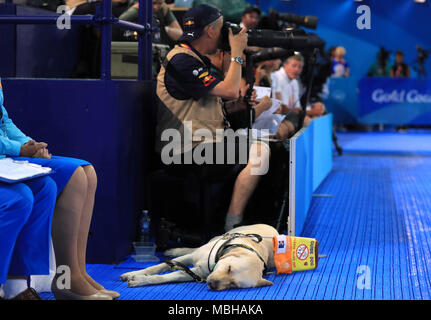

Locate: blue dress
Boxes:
[0,176,57,283]
[12,156,91,196]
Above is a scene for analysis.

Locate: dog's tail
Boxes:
[164,248,196,257]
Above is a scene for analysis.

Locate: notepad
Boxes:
[0,158,52,183]
[254,86,272,101]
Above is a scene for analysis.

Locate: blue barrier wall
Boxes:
[2,78,153,263]
[289,114,333,236]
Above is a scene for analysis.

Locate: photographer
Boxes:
[155,5,270,232]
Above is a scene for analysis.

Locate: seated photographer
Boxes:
[208,47,302,142]
[155,5,270,232]
[207,48,274,130]
[119,0,183,47]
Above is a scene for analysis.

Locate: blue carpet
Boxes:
[40,132,431,300]
[335,130,431,156]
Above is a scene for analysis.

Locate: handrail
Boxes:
[0,0,153,81]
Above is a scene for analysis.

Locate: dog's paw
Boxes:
[127,275,152,288]
[120,271,137,282]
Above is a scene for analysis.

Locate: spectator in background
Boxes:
[368,49,392,77]
[271,54,304,112]
[331,46,350,77]
[119,0,183,47]
[165,0,175,8]
[254,59,282,88]
[391,50,410,78]
[240,6,261,30]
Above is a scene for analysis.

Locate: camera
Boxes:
[219,22,325,52]
[251,47,294,64]
[268,9,318,30]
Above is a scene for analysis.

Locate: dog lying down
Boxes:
[120,224,279,290]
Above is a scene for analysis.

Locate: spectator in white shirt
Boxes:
[271,54,304,113]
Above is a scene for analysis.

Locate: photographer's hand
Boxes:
[210,28,248,100]
[254,96,272,119]
[229,26,248,57]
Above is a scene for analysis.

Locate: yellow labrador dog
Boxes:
[120,224,278,290]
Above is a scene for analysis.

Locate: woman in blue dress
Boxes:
[0,80,119,300]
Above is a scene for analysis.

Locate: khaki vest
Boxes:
[155,45,225,155]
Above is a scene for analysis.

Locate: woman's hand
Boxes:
[32,147,52,159]
[20,140,47,157]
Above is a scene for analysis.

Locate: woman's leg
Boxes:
[51,166,99,296]
[75,165,103,290]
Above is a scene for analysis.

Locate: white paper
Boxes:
[254,86,272,101]
[0,158,52,182]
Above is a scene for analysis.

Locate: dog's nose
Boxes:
[208,279,219,290]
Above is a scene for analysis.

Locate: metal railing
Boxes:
[0,0,153,81]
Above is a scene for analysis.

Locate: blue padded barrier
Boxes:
[288,114,333,236]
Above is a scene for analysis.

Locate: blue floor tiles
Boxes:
[40,132,431,300]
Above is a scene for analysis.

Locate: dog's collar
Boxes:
[208,233,267,276]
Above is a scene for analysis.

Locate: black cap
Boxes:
[178,4,223,42]
[242,5,261,16]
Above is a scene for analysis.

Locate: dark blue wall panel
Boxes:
[0,3,16,78]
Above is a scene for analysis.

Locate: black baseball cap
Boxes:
[178,4,223,42]
[242,5,261,16]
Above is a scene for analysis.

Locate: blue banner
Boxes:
[358,78,431,125]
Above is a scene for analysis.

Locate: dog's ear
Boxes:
[256,278,273,287]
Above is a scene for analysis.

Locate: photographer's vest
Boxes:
[155,44,226,155]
